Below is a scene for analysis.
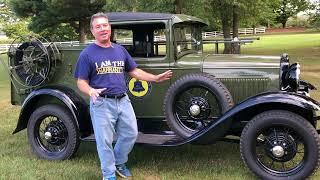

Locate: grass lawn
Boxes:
[1,32,320,180]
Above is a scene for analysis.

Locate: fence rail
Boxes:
[202,27,266,39]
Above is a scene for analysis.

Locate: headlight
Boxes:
[285,63,300,91]
[279,54,289,89]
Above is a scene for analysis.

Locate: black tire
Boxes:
[164,73,234,138]
[240,110,320,180]
[27,104,80,160]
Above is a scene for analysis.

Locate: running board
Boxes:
[81,131,183,145]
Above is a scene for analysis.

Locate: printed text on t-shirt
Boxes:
[95,60,124,74]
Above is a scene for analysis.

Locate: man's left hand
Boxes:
[155,70,173,83]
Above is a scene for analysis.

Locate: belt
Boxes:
[101,93,126,99]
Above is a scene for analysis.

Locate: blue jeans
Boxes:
[90,95,138,178]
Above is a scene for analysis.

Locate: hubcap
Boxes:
[42,120,67,146]
[189,104,200,116]
[264,130,298,162]
[173,87,220,133]
[272,145,285,158]
[254,126,307,175]
[44,131,52,140]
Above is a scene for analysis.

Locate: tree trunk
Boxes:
[282,21,286,28]
[174,0,183,14]
[222,17,232,54]
[232,4,240,54]
[79,20,86,43]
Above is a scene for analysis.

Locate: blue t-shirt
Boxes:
[74,43,137,95]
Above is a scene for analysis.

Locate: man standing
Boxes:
[74,13,172,180]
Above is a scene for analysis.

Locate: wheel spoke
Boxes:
[176,100,188,107]
[281,162,286,171]
[29,48,36,58]
[207,117,218,121]
[176,105,187,112]
[269,160,275,168]
[273,128,279,142]
[185,90,194,99]
[199,89,209,98]
[200,120,208,126]
[35,51,47,59]
[264,136,273,145]
[178,115,191,121]
[39,127,46,134]
[284,127,292,135]
[290,158,297,167]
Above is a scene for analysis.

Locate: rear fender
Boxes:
[164,91,319,146]
[13,88,90,135]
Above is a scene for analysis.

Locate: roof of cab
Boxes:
[106,12,207,25]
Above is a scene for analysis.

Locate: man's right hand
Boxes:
[89,88,106,103]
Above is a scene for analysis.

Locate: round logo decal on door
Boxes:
[128,78,152,98]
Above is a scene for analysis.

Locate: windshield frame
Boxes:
[173,22,203,60]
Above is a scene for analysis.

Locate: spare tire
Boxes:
[163,73,234,138]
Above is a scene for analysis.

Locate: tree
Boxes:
[272,0,311,28]
[104,0,139,12]
[104,0,175,13]
[240,0,278,28]
[9,0,106,42]
[2,21,30,39]
[309,0,320,28]
[207,0,278,54]
[0,0,15,24]
[0,0,32,39]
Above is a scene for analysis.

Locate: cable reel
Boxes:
[7,35,60,89]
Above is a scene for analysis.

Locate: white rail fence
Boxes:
[202,27,266,39]
[0,27,266,52]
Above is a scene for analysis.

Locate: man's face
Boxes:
[91,17,111,43]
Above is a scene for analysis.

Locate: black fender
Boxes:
[162,91,320,146]
[13,87,90,135]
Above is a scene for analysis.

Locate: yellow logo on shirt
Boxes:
[96,66,123,74]
[128,78,151,98]
[95,60,124,74]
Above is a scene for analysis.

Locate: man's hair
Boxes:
[90,12,108,30]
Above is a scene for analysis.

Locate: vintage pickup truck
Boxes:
[2,12,320,179]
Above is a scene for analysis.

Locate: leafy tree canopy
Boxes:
[10,0,106,42]
[272,0,311,28]
[0,0,31,39]
[309,0,320,28]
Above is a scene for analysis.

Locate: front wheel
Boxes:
[27,104,80,160]
[240,110,320,180]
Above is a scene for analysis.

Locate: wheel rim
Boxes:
[173,85,222,132]
[254,126,306,176]
[34,115,68,154]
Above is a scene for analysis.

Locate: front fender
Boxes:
[163,91,320,146]
[13,88,79,134]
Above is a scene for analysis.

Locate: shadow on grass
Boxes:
[77,140,251,179]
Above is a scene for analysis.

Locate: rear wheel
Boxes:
[240,110,320,179]
[27,104,80,160]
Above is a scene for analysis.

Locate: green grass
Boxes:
[1,33,320,179]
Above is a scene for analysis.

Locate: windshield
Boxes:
[173,23,203,59]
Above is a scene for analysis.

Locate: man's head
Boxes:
[90,12,111,45]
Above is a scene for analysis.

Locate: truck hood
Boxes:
[202,54,281,102]
[202,54,280,80]
[203,54,280,69]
